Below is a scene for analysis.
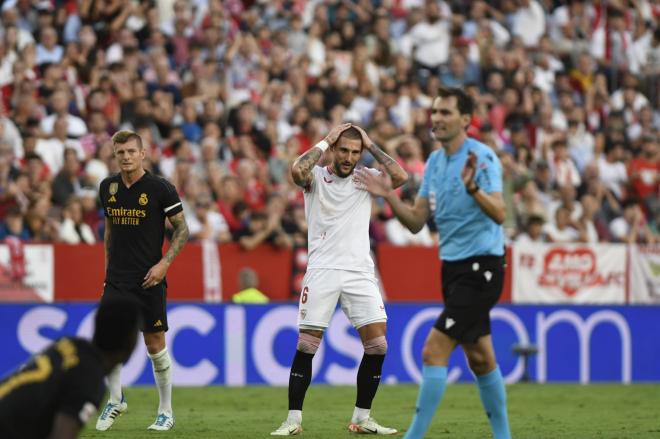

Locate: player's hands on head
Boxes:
[142,259,169,289]
[350,124,373,151]
[324,123,352,146]
[354,168,393,198]
[462,151,477,190]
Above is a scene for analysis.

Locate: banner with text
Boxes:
[512,243,626,303]
[629,244,660,304]
[1,304,656,384]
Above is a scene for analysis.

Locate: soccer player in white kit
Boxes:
[271,124,408,436]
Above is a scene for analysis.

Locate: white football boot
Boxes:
[348,417,398,435]
[95,395,127,431]
[148,412,175,430]
[270,420,303,436]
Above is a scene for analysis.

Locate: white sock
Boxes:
[352,407,370,424]
[107,364,122,403]
[287,410,302,424]
[148,347,172,415]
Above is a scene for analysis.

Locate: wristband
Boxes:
[314,140,329,152]
[467,183,479,195]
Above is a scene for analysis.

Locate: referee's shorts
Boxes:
[434,255,505,344]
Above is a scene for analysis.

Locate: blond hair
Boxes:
[111,130,143,149]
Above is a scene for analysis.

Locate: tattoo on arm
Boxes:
[370,143,408,188]
[164,212,189,264]
[370,144,397,168]
[292,147,323,187]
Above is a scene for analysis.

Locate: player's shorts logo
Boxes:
[139,193,149,206]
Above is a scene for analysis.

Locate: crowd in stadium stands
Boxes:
[0,0,658,257]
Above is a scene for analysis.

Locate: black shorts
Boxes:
[101,280,168,333]
[434,255,504,344]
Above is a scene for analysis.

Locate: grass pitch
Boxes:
[80,384,660,438]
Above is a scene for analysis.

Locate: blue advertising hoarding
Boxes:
[1,304,658,384]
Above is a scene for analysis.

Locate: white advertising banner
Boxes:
[0,242,54,302]
[629,244,660,304]
[512,242,626,303]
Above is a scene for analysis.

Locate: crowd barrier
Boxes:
[0,242,658,304]
[1,303,657,384]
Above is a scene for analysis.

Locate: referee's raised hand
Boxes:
[354,168,393,198]
[462,151,478,191]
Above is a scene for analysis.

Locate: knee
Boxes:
[144,335,165,355]
[297,332,322,355]
[363,336,387,356]
[421,344,437,365]
[467,355,492,376]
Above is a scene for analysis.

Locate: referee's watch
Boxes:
[467,183,479,195]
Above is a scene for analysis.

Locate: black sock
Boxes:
[355,353,385,409]
[288,350,315,410]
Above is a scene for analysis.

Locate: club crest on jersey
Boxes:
[108,182,118,202]
[139,193,149,206]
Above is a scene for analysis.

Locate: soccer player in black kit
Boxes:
[0,297,141,439]
[95,130,189,431]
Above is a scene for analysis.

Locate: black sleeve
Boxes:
[160,179,183,217]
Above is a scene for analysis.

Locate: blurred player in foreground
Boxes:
[96,130,189,431]
[0,297,141,439]
[356,87,511,439]
[271,124,408,436]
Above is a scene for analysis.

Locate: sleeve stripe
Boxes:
[163,202,182,213]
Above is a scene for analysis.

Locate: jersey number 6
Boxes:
[301,286,309,304]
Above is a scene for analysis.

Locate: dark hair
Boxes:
[337,126,362,141]
[437,86,475,116]
[622,198,639,210]
[93,297,142,352]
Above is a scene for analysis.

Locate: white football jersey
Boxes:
[304,165,379,272]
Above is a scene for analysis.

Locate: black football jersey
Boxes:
[0,337,106,439]
[99,171,183,283]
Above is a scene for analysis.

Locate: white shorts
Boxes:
[297,269,387,329]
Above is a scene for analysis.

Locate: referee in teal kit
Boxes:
[356,86,511,439]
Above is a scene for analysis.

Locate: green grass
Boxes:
[81,384,660,438]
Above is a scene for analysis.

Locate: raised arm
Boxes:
[355,170,430,233]
[462,151,506,225]
[291,123,351,188]
[353,125,409,189]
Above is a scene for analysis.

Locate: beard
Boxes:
[333,161,356,178]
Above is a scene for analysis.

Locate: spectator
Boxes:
[234,210,292,251]
[232,267,269,304]
[627,136,659,215]
[186,194,231,243]
[598,141,628,201]
[543,205,580,243]
[515,214,547,243]
[35,26,63,65]
[40,89,87,139]
[0,205,30,241]
[51,148,82,207]
[610,199,658,244]
[510,0,546,48]
[58,196,95,244]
